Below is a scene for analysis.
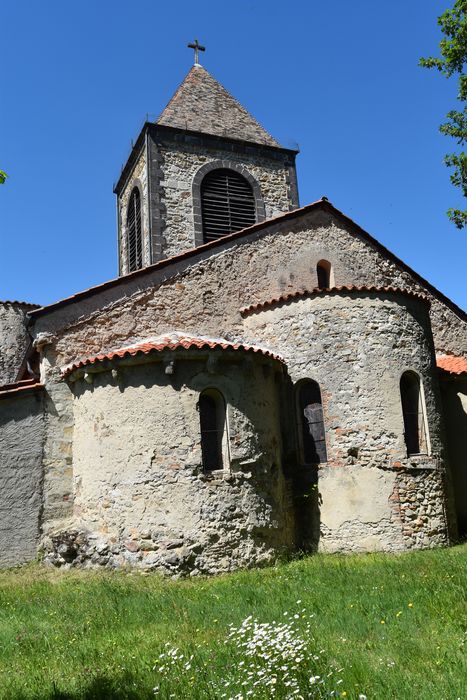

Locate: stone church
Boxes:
[0,58,466,575]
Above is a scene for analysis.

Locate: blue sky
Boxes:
[1,0,466,310]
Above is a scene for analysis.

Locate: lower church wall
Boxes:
[318,464,448,552]
[43,352,294,574]
[0,389,45,567]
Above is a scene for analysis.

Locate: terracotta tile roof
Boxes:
[240,285,430,316]
[156,65,280,148]
[0,378,43,399]
[437,355,467,375]
[62,332,284,377]
[0,300,40,308]
[29,199,466,324]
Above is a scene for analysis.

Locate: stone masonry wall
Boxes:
[0,302,32,385]
[244,291,450,552]
[43,351,293,573]
[0,389,45,567]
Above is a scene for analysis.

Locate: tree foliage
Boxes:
[420,0,467,228]
[0,170,6,184]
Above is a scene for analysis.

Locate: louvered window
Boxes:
[201,169,256,242]
[400,371,428,455]
[126,187,143,272]
[297,380,327,464]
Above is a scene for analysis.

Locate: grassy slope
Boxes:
[0,545,465,700]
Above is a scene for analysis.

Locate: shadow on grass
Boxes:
[50,673,147,700]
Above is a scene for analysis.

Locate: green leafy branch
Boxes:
[420,0,467,228]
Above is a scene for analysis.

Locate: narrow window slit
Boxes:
[199,389,226,471]
[400,371,428,456]
[297,380,327,464]
[316,260,332,289]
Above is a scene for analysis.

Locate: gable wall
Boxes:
[34,209,466,366]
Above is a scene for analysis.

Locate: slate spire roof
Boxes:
[156,64,281,148]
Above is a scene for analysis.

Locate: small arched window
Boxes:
[201,169,256,243]
[199,389,227,471]
[297,380,327,464]
[400,371,428,456]
[316,260,333,289]
[126,187,143,272]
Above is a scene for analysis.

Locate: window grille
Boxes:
[400,371,427,455]
[201,169,256,243]
[297,380,327,464]
[199,389,226,471]
[126,188,143,272]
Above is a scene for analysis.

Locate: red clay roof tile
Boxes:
[240,285,430,316]
[0,300,40,308]
[62,332,284,377]
[437,355,467,375]
[0,378,43,399]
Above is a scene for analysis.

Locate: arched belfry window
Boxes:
[316,260,333,289]
[400,371,428,456]
[201,169,256,243]
[297,380,327,464]
[199,389,227,471]
[126,187,143,272]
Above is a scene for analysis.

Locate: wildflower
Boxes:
[408,602,413,608]
[396,611,402,617]
[380,620,385,624]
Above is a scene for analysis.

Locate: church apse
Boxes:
[42,338,295,573]
[242,287,451,552]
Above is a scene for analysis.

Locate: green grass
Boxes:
[0,545,465,699]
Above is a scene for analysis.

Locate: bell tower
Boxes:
[114,50,299,276]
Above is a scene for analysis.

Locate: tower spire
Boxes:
[187,39,205,66]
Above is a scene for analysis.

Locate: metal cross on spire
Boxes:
[187,39,205,66]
